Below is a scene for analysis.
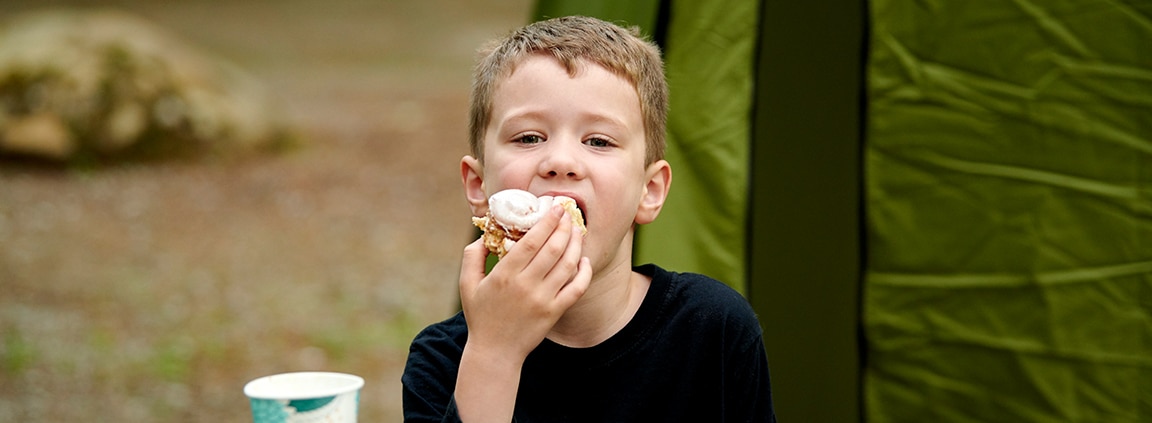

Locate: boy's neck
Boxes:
[545,255,650,348]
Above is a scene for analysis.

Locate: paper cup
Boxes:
[244,372,364,423]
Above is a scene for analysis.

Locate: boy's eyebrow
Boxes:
[582,113,631,133]
[499,109,632,134]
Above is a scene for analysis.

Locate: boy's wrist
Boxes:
[461,341,528,373]
[456,343,525,423]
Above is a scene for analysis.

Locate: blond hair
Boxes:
[469,15,668,165]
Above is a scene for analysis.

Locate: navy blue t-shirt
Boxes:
[402,264,776,422]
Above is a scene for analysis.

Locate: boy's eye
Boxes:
[584,137,612,147]
[515,134,544,144]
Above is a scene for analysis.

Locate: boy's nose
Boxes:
[539,141,585,179]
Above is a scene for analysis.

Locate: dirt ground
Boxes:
[0,1,533,421]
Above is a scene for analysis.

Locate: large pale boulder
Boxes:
[0,8,284,161]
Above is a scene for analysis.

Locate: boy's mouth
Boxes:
[544,192,586,227]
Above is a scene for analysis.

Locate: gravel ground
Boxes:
[0,1,532,421]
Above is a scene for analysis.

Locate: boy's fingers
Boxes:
[524,206,573,279]
[543,215,583,290]
[556,257,591,307]
[500,206,557,266]
[459,238,490,294]
[504,205,563,268]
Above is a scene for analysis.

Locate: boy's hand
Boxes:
[454,204,590,421]
[459,203,591,359]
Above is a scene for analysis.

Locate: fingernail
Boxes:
[553,205,565,216]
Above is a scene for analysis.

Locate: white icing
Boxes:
[489,189,569,232]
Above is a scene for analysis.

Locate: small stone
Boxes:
[0,112,74,159]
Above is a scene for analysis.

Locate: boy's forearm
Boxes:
[454,344,524,423]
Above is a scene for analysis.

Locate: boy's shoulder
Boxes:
[640,264,751,305]
[410,312,468,351]
[406,312,468,370]
[638,264,760,330]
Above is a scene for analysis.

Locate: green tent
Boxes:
[533,0,1151,421]
[865,1,1152,421]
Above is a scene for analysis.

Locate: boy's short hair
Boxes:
[469,15,668,165]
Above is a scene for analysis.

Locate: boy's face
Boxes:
[463,54,669,270]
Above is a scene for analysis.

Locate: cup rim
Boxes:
[244,371,364,400]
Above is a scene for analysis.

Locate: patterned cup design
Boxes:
[244,372,363,423]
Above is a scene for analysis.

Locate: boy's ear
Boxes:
[461,155,488,216]
[635,159,672,224]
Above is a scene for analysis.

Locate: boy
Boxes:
[402,16,776,422]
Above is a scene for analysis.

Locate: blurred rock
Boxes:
[0,8,286,162]
[2,112,74,158]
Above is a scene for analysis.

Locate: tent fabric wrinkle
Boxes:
[865,0,1152,421]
